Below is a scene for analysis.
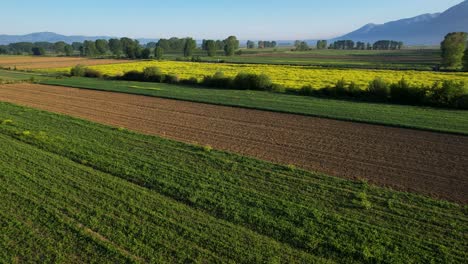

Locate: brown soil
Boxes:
[1,83,467,203]
[0,56,127,69]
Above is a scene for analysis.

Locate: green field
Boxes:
[41,77,468,135]
[0,101,467,263]
[164,48,441,70]
[0,69,48,82]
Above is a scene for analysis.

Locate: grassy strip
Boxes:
[0,69,50,82]
[0,102,467,263]
[40,77,468,135]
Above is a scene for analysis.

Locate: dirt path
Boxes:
[1,83,467,203]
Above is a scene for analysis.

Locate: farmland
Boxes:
[178,48,442,70]
[0,83,467,203]
[1,101,467,263]
[41,77,468,135]
[0,56,127,70]
[44,60,468,89]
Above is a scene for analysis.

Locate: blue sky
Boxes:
[2,0,464,39]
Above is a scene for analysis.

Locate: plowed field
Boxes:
[1,83,467,202]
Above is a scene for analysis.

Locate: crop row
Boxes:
[0,102,466,263]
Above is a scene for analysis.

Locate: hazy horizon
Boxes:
[1,0,465,40]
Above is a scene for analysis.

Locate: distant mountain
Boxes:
[0,32,160,45]
[333,0,468,45]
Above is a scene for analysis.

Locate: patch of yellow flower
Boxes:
[46,61,468,89]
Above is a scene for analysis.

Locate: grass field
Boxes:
[208,49,440,70]
[162,48,442,70]
[0,69,49,82]
[0,101,467,263]
[41,77,468,135]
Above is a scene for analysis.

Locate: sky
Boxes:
[1,0,464,40]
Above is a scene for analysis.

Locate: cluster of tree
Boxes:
[201,36,239,56]
[316,40,327,49]
[257,41,277,49]
[294,40,310,51]
[0,41,74,56]
[372,40,404,50]
[440,32,468,71]
[298,78,467,109]
[328,40,403,50]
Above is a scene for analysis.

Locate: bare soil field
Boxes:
[0,83,467,203]
[0,56,126,70]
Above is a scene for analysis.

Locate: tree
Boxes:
[316,40,327,49]
[183,38,196,57]
[441,32,468,69]
[141,48,151,59]
[72,42,83,51]
[31,47,46,56]
[95,39,109,55]
[120,38,141,59]
[224,36,239,56]
[108,39,122,57]
[64,44,73,56]
[154,46,164,60]
[0,46,8,54]
[246,40,255,49]
[258,41,265,49]
[53,41,66,54]
[205,40,216,57]
[463,48,468,71]
[83,40,97,57]
[294,41,309,51]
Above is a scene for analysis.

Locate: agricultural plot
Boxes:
[44,60,468,89]
[41,77,468,134]
[0,56,126,70]
[1,83,467,203]
[0,101,467,263]
[202,49,442,70]
[0,69,46,82]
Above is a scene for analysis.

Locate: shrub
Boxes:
[367,77,390,100]
[233,73,272,90]
[454,95,468,109]
[70,65,86,77]
[299,85,315,96]
[84,68,103,78]
[165,74,180,84]
[191,56,202,62]
[269,84,285,93]
[180,77,199,85]
[334,78,347,96]
[202,71,233,88]
[347,82,362,97]
[428,80,467,107]
[122,70,144,81]
[390,78,426,104]
[143,67,165,82]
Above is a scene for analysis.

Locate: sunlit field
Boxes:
[45,60,468,89]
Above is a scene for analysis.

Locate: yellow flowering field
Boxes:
[45,61,468,89]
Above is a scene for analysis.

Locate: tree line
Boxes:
[245,41,277,49]
[0,36,241,58]
[327,40,403,50]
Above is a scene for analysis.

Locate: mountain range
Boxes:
[0,32,159,45]
[333,0,468,45]
[1,1,467,46]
